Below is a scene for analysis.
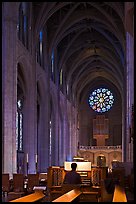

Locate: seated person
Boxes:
[63,163,82,184]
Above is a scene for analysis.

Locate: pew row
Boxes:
[52,189,82,202]
[112,185,127,202]
[52,189,99,202]
[80,191,99,202]
[9,191,45,202]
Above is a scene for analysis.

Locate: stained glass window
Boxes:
[51,50,55,81]
[88,88,114,113]
[51,50,54,74]
[18,2,29,49]
[16,99,23,151]
[36,31,44,67]
[60,69,63,85]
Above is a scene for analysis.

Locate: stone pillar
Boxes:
[66,101,72,161]
[58,94,65,166]
[63,113,68,162]
[71,107,75,157]
[23,90,36,174]
[122,2,134,164]
[38,99,50,172]
[72,107,78,157]
[125,32,134,162]
[2,2,18,178]
[54,91,59,166]
[62,99,67,163]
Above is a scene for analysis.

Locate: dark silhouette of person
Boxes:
[63,163,82,184]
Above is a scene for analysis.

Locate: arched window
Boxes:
[49,99,53,166]
[60,69,63,87]
[66,83,69,95]
[51,50,55,81]
[36,31,44,67]
[88,88,114,113]
[16,99,23,151]
[18,2,30,49]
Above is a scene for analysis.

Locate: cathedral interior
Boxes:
[2,2,134,202]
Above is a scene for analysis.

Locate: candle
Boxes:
[26,153,28,163]
[36,154,38,163]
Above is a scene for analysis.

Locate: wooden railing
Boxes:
[52,189,82,202]
[79,145,121,150]
[9,191,45,202]
[112,185,127,202]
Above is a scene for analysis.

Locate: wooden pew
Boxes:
[112,185,127,202]
[52,189,82,202]
[80,191,99,202]
[9,191,45,202]
[100,179,113,202]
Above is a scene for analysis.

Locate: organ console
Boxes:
[47,162,108,190]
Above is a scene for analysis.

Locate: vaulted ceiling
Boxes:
[33,2,125,105]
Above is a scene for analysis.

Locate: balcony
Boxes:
[79,145,121,150]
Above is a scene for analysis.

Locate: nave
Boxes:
[2,2,134,202]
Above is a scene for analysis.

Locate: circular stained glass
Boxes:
[88,88,114,113]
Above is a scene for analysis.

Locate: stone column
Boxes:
[123,2,134,163]
[125,32,134,162]
[71,107,78,157]
[38,99,50,172]
[2,2,18,178]
[23,89,37,174]
[66,101,72,161]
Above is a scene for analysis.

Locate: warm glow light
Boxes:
[35,154,38,163]
[113,185,127,202]
[26,153,28,163]
[64,161,91,171]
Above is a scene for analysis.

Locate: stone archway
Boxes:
[97,154,106,167]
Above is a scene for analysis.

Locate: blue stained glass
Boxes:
[90,96,94,100]
[102,88,106,93]
[51,50,54,75]
[107,91,110,95]
[102,107,106,111]
[24,16,27,32]
[109,95,113,99]
[92,91,96,95]
[109,100,113,104]
[88,88,114,113]
[39,31,43,41]
[97,89,101,93]
[51,50,54,60]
